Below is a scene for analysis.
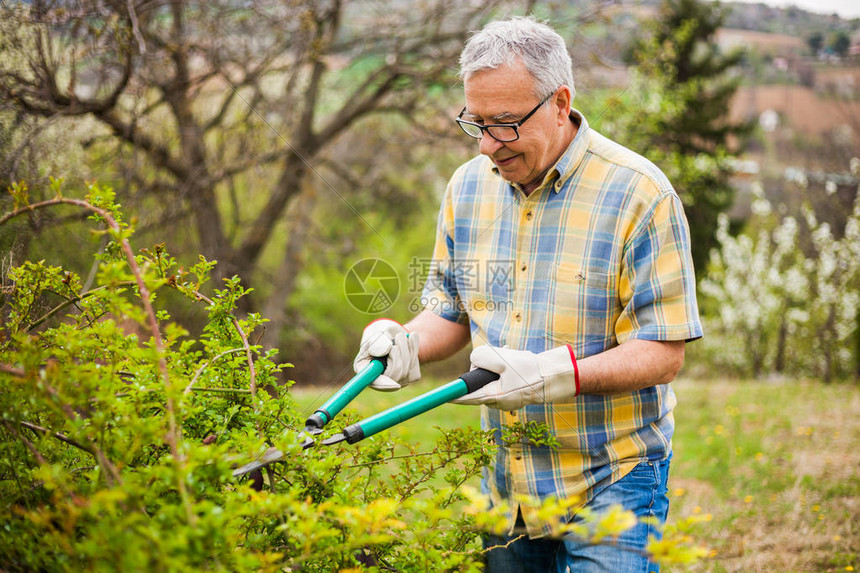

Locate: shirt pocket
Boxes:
[545,263,616,348]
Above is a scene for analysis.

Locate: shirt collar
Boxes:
[549,108,589,193]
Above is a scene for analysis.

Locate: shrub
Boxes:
[1,180,706,571]
[698,169,860,381]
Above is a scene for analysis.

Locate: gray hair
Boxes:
[459,16,575,101]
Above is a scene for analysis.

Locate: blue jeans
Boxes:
[484,457,671,573]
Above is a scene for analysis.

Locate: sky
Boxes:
[721,0,860,19]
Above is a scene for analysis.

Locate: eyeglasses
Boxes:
[455,93,553,142]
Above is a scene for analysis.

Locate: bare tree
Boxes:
[0,0,523,351]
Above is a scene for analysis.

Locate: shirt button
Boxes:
[514,312,522,322]
[515,454,522,461]
[520,263,527,272]
[525,211,533,221]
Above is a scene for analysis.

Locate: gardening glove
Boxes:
[453,345,579,410]
[353,319,420,392]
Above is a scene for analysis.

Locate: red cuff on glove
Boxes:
[566,344,580,396]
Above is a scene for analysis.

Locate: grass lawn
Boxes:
[292,377,860,572]
[669,379,860,572]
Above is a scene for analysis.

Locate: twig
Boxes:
[3,421,47,466]
[190,291,258,405]
[183,348,246,394]
[480,533,528,553]
[189,386,252,395]
[0,363,25,377]
[19,420,93,454]
[345,447,486,470]
[26,281,135,331]
[37,377,124,488]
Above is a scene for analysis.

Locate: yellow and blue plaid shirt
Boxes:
[422,110,702,538]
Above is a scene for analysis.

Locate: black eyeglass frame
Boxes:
[455,92,555,142]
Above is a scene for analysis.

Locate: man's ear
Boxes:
[553,86,573,125]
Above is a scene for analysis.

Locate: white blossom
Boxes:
[702,167,859,379]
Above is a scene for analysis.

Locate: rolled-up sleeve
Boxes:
[616,192,703,343]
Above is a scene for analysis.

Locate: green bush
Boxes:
[0,180,504,571]
[1,180,707,571]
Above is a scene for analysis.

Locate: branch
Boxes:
[2,419,86,504]
[19,420,93,455]
[94,109,188,181]
[345,447,488,471]
[213,147,284,181]
[189,387,251,394]
[3,421,47,466]
[126,0,147,54]
[316,66,405,144]
[22,15,134,117]
[202,60,276,133]
[17,415,123,489]
[190,291,258,401]
[0,363,25,377]
[235,152,306,266]
[183,348,246,394]
[0,113,63,181]
[202,78,242,133]
[25,281,136,331]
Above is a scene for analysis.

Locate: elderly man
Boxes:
[353,16,702,573]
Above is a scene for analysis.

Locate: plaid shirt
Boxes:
[422,110,703,538]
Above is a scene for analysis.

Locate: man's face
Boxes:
[462,59,567,187]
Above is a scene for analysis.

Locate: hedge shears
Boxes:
[232,361,498,477]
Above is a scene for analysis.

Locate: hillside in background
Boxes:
[572,0,859,225]
[715,3,859,221]
[613,0,859,34]
[720,0,858,34]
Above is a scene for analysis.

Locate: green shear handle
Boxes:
[322,367,500,446]
[305,357,386,430]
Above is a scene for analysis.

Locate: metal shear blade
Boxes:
[231,429,316,477]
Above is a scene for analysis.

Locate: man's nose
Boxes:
[479,133,504,156]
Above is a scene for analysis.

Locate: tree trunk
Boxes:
[234,152,309,273]
[822,305,836,383]
[166,0,231,280]
[775,315,787,374]
[258,177,318,353]
[855,306,860,382]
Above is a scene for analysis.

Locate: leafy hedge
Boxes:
[0,181,706,571]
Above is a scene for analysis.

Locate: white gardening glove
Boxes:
[453,345,579,410]
[353,319,420,391]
